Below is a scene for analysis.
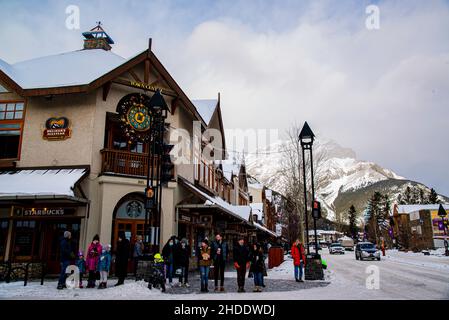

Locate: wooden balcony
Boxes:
[100,149,151,177]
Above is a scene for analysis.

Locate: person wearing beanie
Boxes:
[114,231,130,286]
[97,244,112,289]
[76,251,86,288]
[86,234,102,288]
[57,230,74,290]
[198,239,212,293]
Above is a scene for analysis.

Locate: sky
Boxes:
[0,0,448,195]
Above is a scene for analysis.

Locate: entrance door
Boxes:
[43,220,81,274]
[112,219,145,272]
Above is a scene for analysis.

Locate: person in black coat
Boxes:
[177,238,190,287]
[114,231,130,286]
[162,235,178,287]
[233,236,250,292]
[211,233,228,292]
[57,231,75,289]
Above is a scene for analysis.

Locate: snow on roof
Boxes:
[179,177,276,238]
[218,160,241,182]
[248,182,263,190]
[191,99,217,125]
[250,203,263,221]
[265,189,272,201]
[0,169,87,198]
[0,49,131,89]
[179,176,251,222]
[396,204,449,214]
[254,222,277,237]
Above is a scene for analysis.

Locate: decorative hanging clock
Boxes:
[116,93,152,143]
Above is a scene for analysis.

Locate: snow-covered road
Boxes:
[0,250,448,300]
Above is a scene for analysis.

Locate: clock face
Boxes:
[116,93,152,143]
[127,103,151,131]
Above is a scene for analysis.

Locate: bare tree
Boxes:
[277,123,327,244]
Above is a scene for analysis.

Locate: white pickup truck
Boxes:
[338,236,355,251]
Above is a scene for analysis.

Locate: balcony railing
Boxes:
[101,149,151,177]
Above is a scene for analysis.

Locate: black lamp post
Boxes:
[298,121,319,255]
[144,90,168,252]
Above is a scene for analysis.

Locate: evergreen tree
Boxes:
[404,186,412,204]
[347,205,358,240]
[429,188,440,204]
[410,187,420,204]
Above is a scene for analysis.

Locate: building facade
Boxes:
[0,25,277,273]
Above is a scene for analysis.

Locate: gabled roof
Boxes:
[0,46,207,127]
[192,99,218,125]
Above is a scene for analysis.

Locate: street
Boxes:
[0,249,448,300]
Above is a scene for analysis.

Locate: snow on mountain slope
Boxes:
[245,137,405,220]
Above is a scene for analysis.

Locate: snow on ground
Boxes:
[1,251,448,300]
[383,249,449,271]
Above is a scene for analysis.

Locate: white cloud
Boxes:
[0,0,448,193]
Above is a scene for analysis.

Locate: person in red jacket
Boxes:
[291,239,306,282]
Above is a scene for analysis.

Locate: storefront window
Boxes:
[13,220,40,258]
[0,220,9,259]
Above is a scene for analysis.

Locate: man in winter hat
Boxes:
[57,231,74,290]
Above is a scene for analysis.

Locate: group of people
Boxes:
[57,231,144,290]
[58,229,307,292]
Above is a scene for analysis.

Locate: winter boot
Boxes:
[257,286,262,292]
[253,286,259,292]
[214,286,219,292]
[220,286,225,292]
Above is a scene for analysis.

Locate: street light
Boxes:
[298,121,323,281]
[437,204,448,256]
[144,90,169,252]
[298,121,319,255]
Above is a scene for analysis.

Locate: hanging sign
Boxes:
[43,117,71,140]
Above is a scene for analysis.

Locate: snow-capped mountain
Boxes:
[245,137,431,221]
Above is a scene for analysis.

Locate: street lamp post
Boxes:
[144,90,168,252]
[299,121,323,280]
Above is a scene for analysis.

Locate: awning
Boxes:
[178,176,278,239]
[254,222,278,238]
[0,168,89,204]
[178,176,251,224]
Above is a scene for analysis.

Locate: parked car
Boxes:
[329,243,345,254]
[355,242,381,261]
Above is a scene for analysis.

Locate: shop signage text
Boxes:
[43,117,72,140]
[15,208,72,217]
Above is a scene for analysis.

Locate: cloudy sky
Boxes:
[1,0,449,194]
